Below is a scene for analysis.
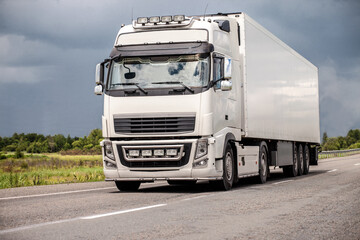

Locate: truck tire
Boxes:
[258,143,269,184]
[210,143,234,191]
[115,181,141,192]
[303,145,310,175]
[298,144,304,176]
[167,180,197,186]
[283,143,298,177]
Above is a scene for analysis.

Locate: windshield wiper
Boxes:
[112,83,148,95]
[152,81,194,93]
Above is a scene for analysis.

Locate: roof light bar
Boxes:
[149,16,160,24]
[133,15,191,29]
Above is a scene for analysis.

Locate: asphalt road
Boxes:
[1,154,359,240]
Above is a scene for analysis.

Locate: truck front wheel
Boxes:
[115,181,141,192]
[210,143,234,191]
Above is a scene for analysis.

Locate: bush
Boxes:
[15,148,24,159]
[348,142,360,149]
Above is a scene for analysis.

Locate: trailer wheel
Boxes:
[303,145,310,175]
[210,143,234,191]
[258,144,268,184]
[298,144,304,176]
[283,143,298,177]
[115,181,141,192]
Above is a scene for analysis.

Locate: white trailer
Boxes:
[94,12,320,191]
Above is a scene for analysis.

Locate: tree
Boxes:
[322,137,340,151]
[53,134,66,151]
[322,132,328,145]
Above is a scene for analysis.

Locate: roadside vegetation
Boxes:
[321,129,360,151]
[0,153,103,189]
[319,129,360,159]
[0,129,104,189]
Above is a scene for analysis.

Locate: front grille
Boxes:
[117,143,192,168]
[114,116,195,134]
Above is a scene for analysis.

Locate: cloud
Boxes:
[319,58,360,136]
[0,0,359,137]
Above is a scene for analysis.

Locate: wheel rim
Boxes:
[305,146,310,169]
[294,146,298,173]
[225,152,233,181]
[299,145,304,171]
[260,152,266,177]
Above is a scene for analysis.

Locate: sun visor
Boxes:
[110,42,214,58]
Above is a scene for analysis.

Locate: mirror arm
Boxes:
[210,78,224,88]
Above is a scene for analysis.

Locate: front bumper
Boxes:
[102,138,222,181]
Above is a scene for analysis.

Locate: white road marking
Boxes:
[327,169,338,173]
[272,180,294,185]
[0,187,116,201]
[0,203,167,234]
[81,204,167,220]
[181,194,214,201]
[354,163,360,166]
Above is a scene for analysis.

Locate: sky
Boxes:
[0,0,359,138]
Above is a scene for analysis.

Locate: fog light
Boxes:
[105,161,116,168]
[154,149,165,156]
[193,158,208,168]
[166,149,178,156]
[141,149,152,157]
[129,150,140,157]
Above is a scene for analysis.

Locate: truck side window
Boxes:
[213,57,224,89]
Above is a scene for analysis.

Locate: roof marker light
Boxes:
[161,16,172,23]
[173,15,185,22]
[137,17,148,24]
[149,16,160,24]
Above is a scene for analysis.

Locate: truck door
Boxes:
[212,55,237,132]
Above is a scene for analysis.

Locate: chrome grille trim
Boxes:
[114,116,195,134]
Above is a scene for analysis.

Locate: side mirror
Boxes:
[94,85,103,95]
[224,58,231,79]
[95,63,102,85]
[221,80,232,91]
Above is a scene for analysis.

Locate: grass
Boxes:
[0,152,104,189]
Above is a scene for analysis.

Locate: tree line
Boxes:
[0,129,103,155]
[321,129,360,151]
[1,128,359,154]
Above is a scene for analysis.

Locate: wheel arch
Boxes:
[222,133,238,182]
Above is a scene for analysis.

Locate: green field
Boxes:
[0,152,104,189]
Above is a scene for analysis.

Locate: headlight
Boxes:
[104,142,115,160]
[195,139,208,159]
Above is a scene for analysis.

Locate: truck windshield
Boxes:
[108,54,209,91]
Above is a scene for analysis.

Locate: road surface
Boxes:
[1,154,359,240]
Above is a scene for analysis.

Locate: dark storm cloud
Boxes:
[0,0,359,137]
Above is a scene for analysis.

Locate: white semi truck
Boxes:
[94,12,320,191]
